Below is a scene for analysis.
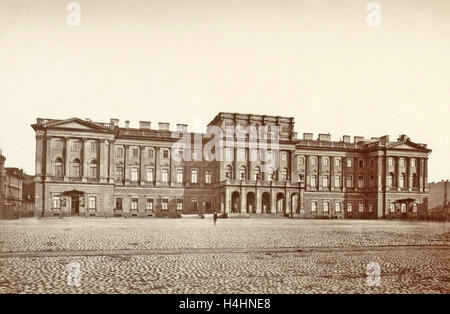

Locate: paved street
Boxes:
[0,217,448,293]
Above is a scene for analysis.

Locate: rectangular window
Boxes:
[205,170,211,184]
[347,202,352,212]
[359,202,364,212]
[131,167,139,182]
[147,149,154,159]
[400,159,405,167]
[359,160,364,168]
[311,175,316,187]
[191,169,198,183]
[401,203,406,213]
[131,198,138,210]
[88,196,97,209]
[311,157,316,166]
[411,159,416,167]
[90,141,97,153]
[347,159,352,167]
[115,198,122,210]
[162,199,168,210]
[225,148,233,161]
[323,175,329,187]
[335,202,341,213]
[176,168,183,183]
[281,152,287,161]
[72,140,81,152]
[323,158,328,166]
[388,158,393,166]
[146,168,154,182]
[335,158,341,167]
[250,150,258,161]
[323,201,329,213]
[161,169,168,183]
[368,201,373,212]
[162,149,169,159]
[132,148,139,158]
[54,139,63,151]
[358,176,364,188]
[335,175,341,188]
[191,199,198,212]
[52,195,61,209]
[146,198,153,211]
[298,156,304,166]
[177,200,183,211]
[238,149,246,161]
[116,147,123,157]
[311,201,317,213]
[116,167,124,181]
[390,202,395,213]
[413,203,418,212]
[346,175,353,188]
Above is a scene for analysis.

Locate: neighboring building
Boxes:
[0,152,5,216]
[427,180,449,216]
[31,113,431,218]
[22,172,35,216]
[2,167,24,218]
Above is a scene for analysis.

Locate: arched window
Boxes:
[399,173,406,188]
[388,172,395,187]
[72,158,81,177]
[253,166,261,181]
[239,166,246,180]
[225,165,233,179]
[89,159,97,178]
[54,158,63,177]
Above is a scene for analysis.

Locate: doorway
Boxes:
[71,196,80,215]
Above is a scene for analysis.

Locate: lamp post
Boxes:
[298,174,305,216]
[254,173,260,214]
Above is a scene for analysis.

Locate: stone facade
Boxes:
[31,113,431,218]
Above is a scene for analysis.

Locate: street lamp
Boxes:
[298,174,305,215]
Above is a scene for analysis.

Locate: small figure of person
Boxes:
[213,211,218,226]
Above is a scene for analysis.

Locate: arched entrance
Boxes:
[291,193,299,214]
[262,192,270,214]
[231,191,240,213]
[276,193,285,214]
[247,192,255,213]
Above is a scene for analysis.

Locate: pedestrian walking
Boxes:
[213,211,218,226]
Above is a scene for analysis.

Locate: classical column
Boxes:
[108,140,114,183]
[407,157,412,192]
[396,156,401,191]
[45,136,52,181]
[317,155,322,190]
[64,137,70,182]
[82,138,88,182]
[124,145,129,184]
[256,189,262,213]
[330,156,335,191]
[342,157,346,192]
[139,146,145,186]
[99,139,107,183]
[305,155,309,191]
[155,146,160,183]
[225,188,231,213]
[424,158,428,192]
[35,132,44,181]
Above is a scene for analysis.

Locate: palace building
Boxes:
[32,112,431,219]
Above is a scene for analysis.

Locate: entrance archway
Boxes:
[262,192,270,214]
[247,192,255,213]
[276,193,285,214]
[231,192,240,213]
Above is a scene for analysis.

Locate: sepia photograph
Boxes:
[0,0,448,303]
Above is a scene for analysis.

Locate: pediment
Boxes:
[44,118,108,131]
[387,141,429,152]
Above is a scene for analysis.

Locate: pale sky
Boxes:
[0,0,449,182]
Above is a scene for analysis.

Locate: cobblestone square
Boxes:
[0,217,448,293]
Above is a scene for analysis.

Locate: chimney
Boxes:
[342,135,351,143]
[354,136,364,144]
[303,133,313,140]
[397,134,409,142]
[158,122,170,131]
[110,119,119,127]
[125,120,130,128]
[139,121,151,129]
[318,133,331,141]
[379,135,389,145]
[85,118,92,122]
[177,124,188,132]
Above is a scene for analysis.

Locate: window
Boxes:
[401,203,406,213]
[131,198,138,210]
[335,175,341,188]
[147,149,154,158]
[115,198,122,210]
[191,199,198,212]
[413,174,417,187]
[413,203,418,213]
[323,201,329,213]
[250,149,258,161]
[347,202,352,212]
[359,160,364,168]
[400,158,405,167]
[89,160,97,178]
[310,157,316,166]
[346,175,353,188]
[116,147,123,157]
[347,159,352,167]
[162,149,169,159]
[146,198,153,211]
[131,167,139,182]
[368,201,373,212]
[161,169,169,183]
[253,167,261,181]
[162,199,168,210]
[370,175,375,186]
[54,139,63,151]
[323,158,328,166]
[205,170,211,184]
[311,201,317,213]
[388,158,393,166]
[54,158,63,176]
[335,158,341,167]
[237,149,246,161]
[323,175,329,187]
[399,173,406,188]
[52,195,61,209]
[88,196,97,209]
[388,173,395,187]
[311,175,317,187]
[72,159,81,177]
[239,166,246,180]
[72,140,81,152]
[298,156,304,166]
[177,200,183,210]
[90,141,97,153]
[359,202,364,212]
[411,159,416,167]
[281,168,288,181]
[358,176,364,188]
[225,165,232,179]
[116,167,123,181]
[281,152,287,161]
[132,148,139,158]
[177,168,183,183]
[191,169,198,183]
[390,202,395,213]
[335,202,341,213]
[225,148,233,161]
[146,167,153,182]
